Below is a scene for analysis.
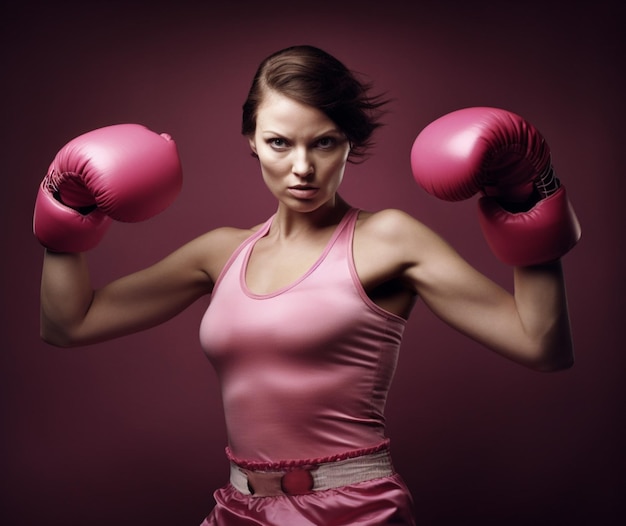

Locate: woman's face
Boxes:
[248,90,350,213]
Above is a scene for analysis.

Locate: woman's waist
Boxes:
[226,439,394,497]
[227,437,391,470]
[225,413,388,463]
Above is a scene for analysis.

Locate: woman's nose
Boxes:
[292,148,314,178]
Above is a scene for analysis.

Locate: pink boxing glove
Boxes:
[33,124,183,252]
[410,107,581,266]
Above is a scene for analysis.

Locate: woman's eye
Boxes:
[316,137,336,149]
[268,138,287,149]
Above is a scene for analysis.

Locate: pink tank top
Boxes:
[199,208,406,462]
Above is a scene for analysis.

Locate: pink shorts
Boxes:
[200,473,416,525]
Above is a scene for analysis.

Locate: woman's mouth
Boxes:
[287,185,319,199]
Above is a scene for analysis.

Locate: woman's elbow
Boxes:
[534,356,574,373]
[530,345,575,373]
[39,320,81,348]
[40,329,72,348]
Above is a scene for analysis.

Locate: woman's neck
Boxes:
[272,195,351,239]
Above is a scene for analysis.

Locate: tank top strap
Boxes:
[295,207,361,273]
[324,207,360,257]
[211,215,274,292]
[214,208,359,294]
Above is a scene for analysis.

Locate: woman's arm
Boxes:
[392,211,574,371]
[512,262,573,370]
[399,106,580,370]
[40,234,214,347]
[34,124,226,347]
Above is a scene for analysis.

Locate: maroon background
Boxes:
[2,1,624,524]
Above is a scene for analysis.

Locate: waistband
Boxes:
[227,441,395,497]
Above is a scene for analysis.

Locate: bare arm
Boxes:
[39,232,222,347]
[359,209,574,371]
[407,215,574,371]
[511,262,573,370]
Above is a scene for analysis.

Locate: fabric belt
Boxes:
[229,448,394,497]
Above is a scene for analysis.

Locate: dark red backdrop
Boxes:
[2,1,624,524]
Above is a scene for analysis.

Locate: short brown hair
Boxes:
[242,45,389,163]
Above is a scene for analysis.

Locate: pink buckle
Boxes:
[281,469,314,495]
[245,468,314,496]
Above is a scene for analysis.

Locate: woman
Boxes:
[36,45,579,525]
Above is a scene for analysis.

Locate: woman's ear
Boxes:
[248,137,257,155]
[247,136,259,159]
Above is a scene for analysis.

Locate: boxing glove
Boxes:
[33,124,183,252]
[410,107,581,266]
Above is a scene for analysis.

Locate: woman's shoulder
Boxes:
[351,208,460,287]
[354,207,451,262]
[356,207,432,238]
[191,221,265,252]
[177,221,268,283]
